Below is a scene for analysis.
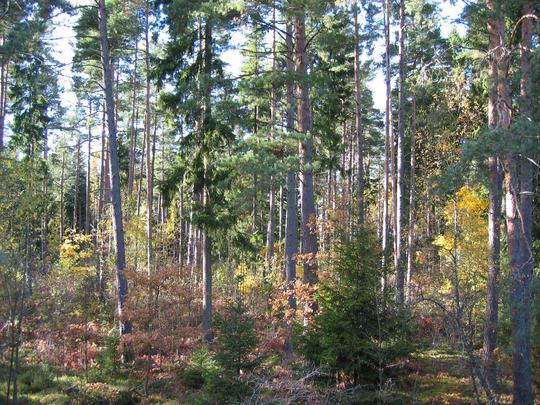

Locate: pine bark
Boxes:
[266,3,277,275]
[381,0,392,291]
[353,2,364,223]
[395,0,406,305]
[508,4,534,403]
[284,22,298,286]
[483,0,502,392]
[406,95,416,302]
[85,101,92,235]
[145,0,154,278]
[294,10,318,285]
[98,0,131,337]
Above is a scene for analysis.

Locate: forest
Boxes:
[0,0,539,403]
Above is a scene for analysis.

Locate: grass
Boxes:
[1,348,537,404]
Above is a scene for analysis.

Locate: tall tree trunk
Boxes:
[483,0,502,392]
[0,35,8,152]
[145,0,154,278]
[137,116,147,216]
[353,2,364,223]
[98,0,132,338]
[127,41,139,195]
[73,135,81,231]
[266,3,277,276]
[395,0,406,305]
[284,21,298,354]
[201,20,213,343]
[508,4,535,403]
[381,0,392,291]
[178,186,185,266]
[60,150,66,241]
[41,129,49,272]
[85,101,92,234]
[406,94,416,302]
[294,10,318,285]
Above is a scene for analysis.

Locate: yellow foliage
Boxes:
[433,186,488,296]
[234,262,257,295]
[59,231,95,277]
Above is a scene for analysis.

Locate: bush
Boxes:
[18,365,54,393]
[298,229,414,385]
[182,348,221,389]
[214,299,260,375]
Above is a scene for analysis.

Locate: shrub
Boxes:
[182,348,221,389]
[214,299,260,375]
[298,229,414,385]
[18,365,54,393]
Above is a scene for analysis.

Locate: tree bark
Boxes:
[294,9,318,285]
[508,4,535,404]
[145,0,154,278]
[127,41,139,196]
[85,101,92,235]
[60,150,66,241]
[98,0,132,338]
[381,0,392,292]
[406,95,416,302]
[73,135,81,231]
[0,35,8,152]
[353,2,364,223]
[395,0,406,305]
[266,3,277,276]
[483,0,502,393]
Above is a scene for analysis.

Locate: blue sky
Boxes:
[50,0,466,117]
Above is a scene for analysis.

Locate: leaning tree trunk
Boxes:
[98,0,132,338]
[294,9,318,286]
[483,0,502,393]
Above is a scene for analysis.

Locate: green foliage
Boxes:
[298,229,414,385]
[18,365,55,394]
[214,299,260,374]
[182,348,221,389]
[90,334,121,381]
[182,347,249,405]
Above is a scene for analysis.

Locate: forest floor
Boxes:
[0,347,527,404]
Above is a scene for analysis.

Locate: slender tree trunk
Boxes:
[128,41,139,195]
[41,129,49,272]
[60,150,66,241]
[98,0,132,338]
[137,121,146,216]
[73,135,81,231]
[353,2,364,223]
[483,0,502,392]
[266,4,277,276]
[406,94,416,302]
[85,101,92,234]
[178,186,185,266]
[201,20,214,343]
[381,0,392,291]
[145,0,154,278]
[0,36,8,152]
[395,0,406,305]
[284,21,298,354]
[294,10,318,285]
